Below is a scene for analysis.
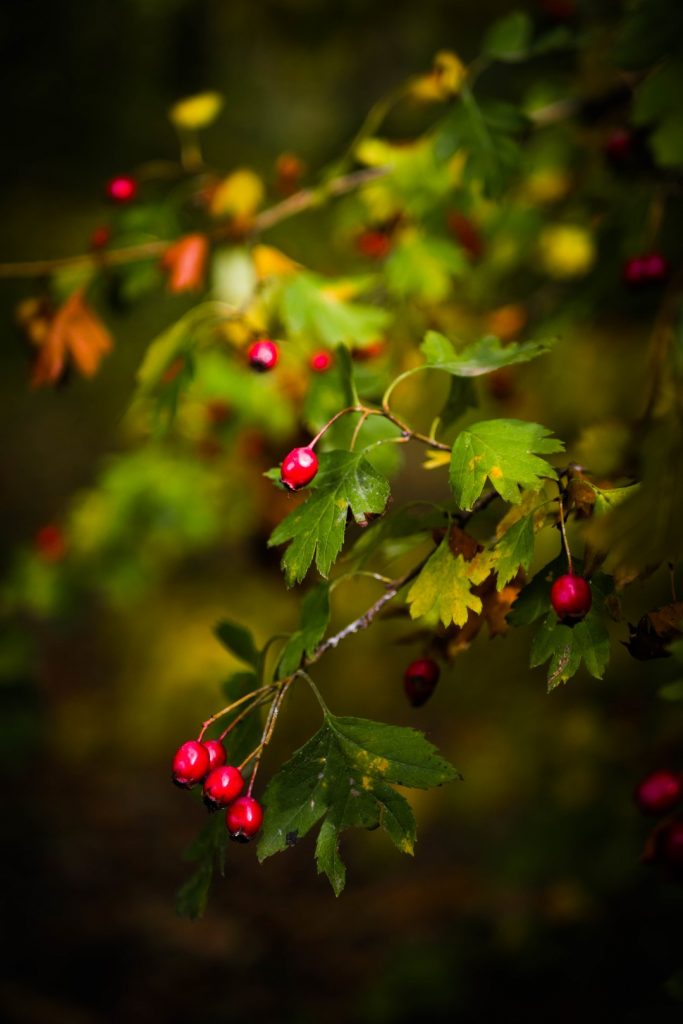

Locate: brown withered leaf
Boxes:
[567,476,596,519]
[161,234,209,294]
[29,289,113,388]
[448,525,481,561]
[624,602,683,661]
[445,570,523,657]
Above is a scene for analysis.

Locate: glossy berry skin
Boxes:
[172,740,210,788]
[404,658,440,708]
[310,350,333,373]
[106,175,138,203]
[660,819,683,867]
[203,765,245,810]
[247,339,279,372]
[203,739,227,770]
[280,446,318,490]
[550,574,592,622]
[635,770,683,816]
[226,796,264,842]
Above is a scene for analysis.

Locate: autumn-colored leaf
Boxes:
[161,234,209,294]
[29,289,113,388]
[624,602,683,661]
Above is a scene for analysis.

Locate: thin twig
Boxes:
[0,167,388,280]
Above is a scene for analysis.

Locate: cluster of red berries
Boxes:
[172,739,263,842]
[246,337,334,376]
[550,573,592,623]
[635,769,683,869]
[622,251,669,288]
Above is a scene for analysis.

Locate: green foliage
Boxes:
[449,420,563,510]
[176,813,227,920]
[420,331,554,377]
[492,513,536,590]
[269,451,390,584]
[482,11,533,62]
[214,620,259,668]
[258,711,459,894]
[280,273,389,345]
[277,583,331,677]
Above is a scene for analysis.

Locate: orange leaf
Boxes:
[31,289,113,388]
[162,234,209,293]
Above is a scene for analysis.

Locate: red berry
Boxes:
[623,251,669,287]
[226,796,263,842]
[403,658,440,708]
[247,339,279,372]
[280,446,318,490]
[310,350,333,373]
[203,739,226,770]
[203,765,244,809]
[34,524,66,563]
[660,819,683,867]
[550,574,592,621]
[641,250,669,283]
[605,129,632,163]
[356,229,392,260]
[351,338,387,362]
[172,740,210,789]
[90,225,111,250]
[106,175,138,203]
[635,770,683,816]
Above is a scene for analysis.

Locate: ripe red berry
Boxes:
[403,658,440,708]
[660,819,683,867]
[280,446,318,490]
[623,251,669,287]
[172,740,210,789]
[226,796,264,842]
[203,765,244,810]
[641,250,669,283]
[635,770,683,816]
[356,229,392,260]
[310,350,333,373]
[247,339,279,372]
[203,739,227,770]
[550,574,592,621]
[34,524,66,563]
[106,175,138,203]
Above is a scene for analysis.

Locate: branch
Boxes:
[0,166,388,281]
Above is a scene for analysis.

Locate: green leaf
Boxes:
[633,62,683,168]
[384,234,467,303]
[589,482,639,517]
[277,582,331,678]
[214,620,259,667]
[530,610,611,691]
[449,419,563,510]
[281,273,389,346]
[421,331,554,377]
[492,514,535,590]
[507,553,564,627]
[175,813,227,920]
[434,95,526,197]
[407,538,491,627]
[440,376,478,429]
[258,712,458,894]
[269,451,390,585]
[483,10,532,61]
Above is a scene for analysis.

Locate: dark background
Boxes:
[2,1,683,1022]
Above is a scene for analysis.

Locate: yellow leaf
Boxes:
[169,92,224,131]
[407,539,492,628]
[211,169,264,219]
[252,244,300,281]
[423,450,451,471]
